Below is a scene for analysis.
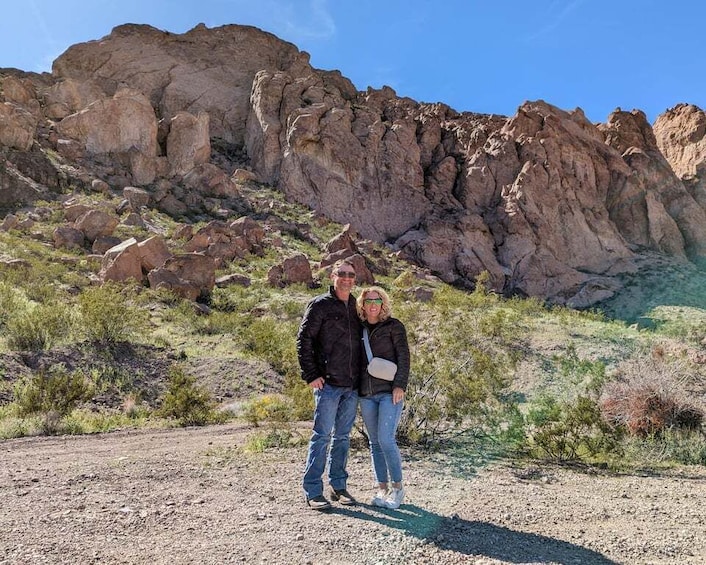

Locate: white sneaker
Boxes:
[371,489,388,507]
[384,487,405,509]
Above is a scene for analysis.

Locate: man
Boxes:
[296,258,362,510]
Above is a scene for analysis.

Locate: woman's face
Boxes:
[363,292,383,320]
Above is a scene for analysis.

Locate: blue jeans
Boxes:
[302,384,359,500]
[359,392,404,484]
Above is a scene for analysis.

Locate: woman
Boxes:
[356,286,410,509]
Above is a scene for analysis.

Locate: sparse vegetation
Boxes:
[0,184,705,473]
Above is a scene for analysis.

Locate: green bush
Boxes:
[79,283,148,344]
[6,302,74,351]
[243,427,304,453]
[525,394,619,462]
[238,317,299,379]
[158,366,217,426]
[242,393,293,426]
[14,364,94,418]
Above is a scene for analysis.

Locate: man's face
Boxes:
[332,265,356,293]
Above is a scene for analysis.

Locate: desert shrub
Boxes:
[398,344,513,445]
[158,366,218,426]
[242,394,293,426]
[79,283,148,344]
[553,343,607,393]
[621,428,706,467]
[14,364,94,419]
[524,394,619,462]
[243,427,304,453]
[5,302,74,351]
[0,281,23,328]
[238,317,299,379]
[600,362,704,437]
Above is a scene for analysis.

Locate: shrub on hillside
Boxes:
[525,394,619,461]
[242,394,293,426]
[6,302,73,351]
[14,364,94,432]
[158,366,218,426]
[79,283,148,344]
[600,362,704,436]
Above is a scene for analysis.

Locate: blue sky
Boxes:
[1,0,703,124]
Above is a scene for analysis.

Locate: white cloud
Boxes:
[525,0,586,42]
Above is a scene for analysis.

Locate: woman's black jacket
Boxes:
[360,317,410,397]
[296,287,362,388]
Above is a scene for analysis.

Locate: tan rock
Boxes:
[267,253,312,287]
[53,23,312,145]
[147,253,216,300]
[43,78,105,119]
[137,236,171,271]
[167,111,211,176]
[0,102,38,150]
[99,238,143,282]
[53,226,85,250]
[74,210,119,242]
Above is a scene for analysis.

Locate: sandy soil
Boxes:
[1,422,705,565]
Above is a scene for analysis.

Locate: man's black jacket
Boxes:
[296,287,362,388]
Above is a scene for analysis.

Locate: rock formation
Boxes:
[2,22,706,305]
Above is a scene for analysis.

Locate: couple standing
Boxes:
[296,258,410,511]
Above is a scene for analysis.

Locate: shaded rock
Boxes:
[92,236,122,255]
[267,253,312,287]
[123,186,151,210]
[215,273,251,288]
[0,101,38,151]
[43,78,106,119]
[53,226,85,250]
[147,253,217,300]
[74,209,119,242]
[324,224,359,255]
[167,111,211,176]
[137,236,171,272]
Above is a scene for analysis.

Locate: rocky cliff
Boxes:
[2,22,706,306]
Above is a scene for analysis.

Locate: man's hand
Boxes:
[309,377,325,390]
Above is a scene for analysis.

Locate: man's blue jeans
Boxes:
[359,392,404,484]
[302,384,359,500]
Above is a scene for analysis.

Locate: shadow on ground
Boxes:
[334,503,617,564]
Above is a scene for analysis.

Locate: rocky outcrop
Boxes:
[52,23,312,145]
[3,24,706,305]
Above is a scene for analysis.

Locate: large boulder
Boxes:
[52,23,312,145]
[147,253,217,300]
[167,111,211,177]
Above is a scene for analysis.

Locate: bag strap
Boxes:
[362,327,373,362]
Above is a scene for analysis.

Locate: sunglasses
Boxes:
[364,298,383,305]
[335,271,356,279]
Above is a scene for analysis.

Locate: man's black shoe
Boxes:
[306,495,332,510]
[330,488,357,506]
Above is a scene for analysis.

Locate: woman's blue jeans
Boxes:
[302,384,358,500]
[359,392,404,484]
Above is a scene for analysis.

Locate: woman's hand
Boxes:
[392,387,405,404]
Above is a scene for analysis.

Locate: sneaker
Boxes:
[330,488,357,506]
[370,489,389,507]
[384,487,405,509]
[306,495,331,511]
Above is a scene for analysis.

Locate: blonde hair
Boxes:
[356,286,392,322]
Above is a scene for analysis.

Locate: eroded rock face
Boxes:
[52,23,312,145]
[3,23,706,305]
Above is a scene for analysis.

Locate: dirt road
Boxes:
[1,423,705,564]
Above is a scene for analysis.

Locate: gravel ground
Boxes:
[1,422,705,565]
